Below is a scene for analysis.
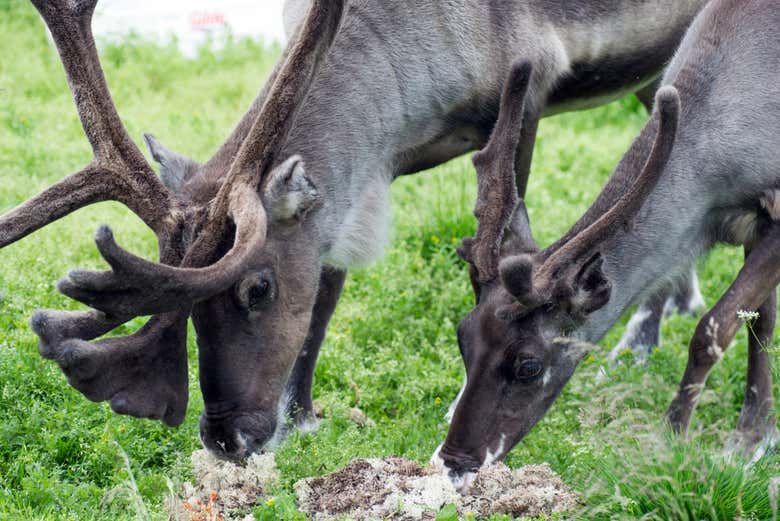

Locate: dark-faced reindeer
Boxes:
[434,0,780,490]
[2,0,708,462]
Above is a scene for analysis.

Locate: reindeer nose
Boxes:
[431,443,481,492]
[199,418,247,461]
[199,412,277,462]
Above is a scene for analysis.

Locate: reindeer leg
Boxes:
[612,266,704,361]
[285,267,346,432]
[667,265,705,315]
[725,254,778,460]
[611,284,669,361]
[666,223,780,434]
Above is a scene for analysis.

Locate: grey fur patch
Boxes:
[143,133,199,193]
[322,179,391,269]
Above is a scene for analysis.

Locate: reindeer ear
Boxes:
[571,253,611,315]
[499,254,536,300]
[143,134,200,193]
[263,155,319,222]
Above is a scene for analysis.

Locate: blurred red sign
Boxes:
[190,12,226,31]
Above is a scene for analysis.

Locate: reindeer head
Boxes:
[3,0,345,461]
[433,62,681,490]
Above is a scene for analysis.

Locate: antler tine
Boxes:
[32,0,144,164]
[0,165,179,250]
[32,309,190,426]
[58,183,266,317]
[466,60,533,282]
[533,86,681,297]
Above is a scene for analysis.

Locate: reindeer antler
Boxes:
[57,0,346,315]
[460,60,533,283]
[57,183,266,317]
[1,1,182,251]
[499,87,682,316]
[0,0,345,425]
[0,0,196,424]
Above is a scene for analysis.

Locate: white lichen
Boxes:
[166,450,278,521]
[295,457,579,521]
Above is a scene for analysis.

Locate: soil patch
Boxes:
[294,457,579,520]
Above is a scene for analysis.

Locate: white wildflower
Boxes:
[737,309,760,321]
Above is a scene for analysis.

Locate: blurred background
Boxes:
[93,0,288,56]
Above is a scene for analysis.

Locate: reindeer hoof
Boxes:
[723,425,779,464]
[294,411,321,434]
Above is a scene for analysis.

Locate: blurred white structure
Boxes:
[92,0,288,56]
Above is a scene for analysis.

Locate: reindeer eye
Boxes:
[515,358,543,381]
[235,271,276,310]
[248,280,270,306]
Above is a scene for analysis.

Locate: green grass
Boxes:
[1,1,778,519]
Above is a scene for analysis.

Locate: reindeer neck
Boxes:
[567,131,707,344]
[272,6,499,269]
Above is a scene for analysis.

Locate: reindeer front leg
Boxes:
[726,260,778,460]
[666,221,780,437]
[611,282,669,361]
[612,266,704,361]
[285,267,347,431]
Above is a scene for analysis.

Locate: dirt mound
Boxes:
[167,449,279,520]
[295,457,579,520]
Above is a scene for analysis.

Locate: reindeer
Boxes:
[434,0,780,490]
[1,0,708,462]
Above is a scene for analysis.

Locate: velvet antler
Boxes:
[498,86,682,316]
[1,1,182,251]
[0,0,195,424]
[461,60,534,283]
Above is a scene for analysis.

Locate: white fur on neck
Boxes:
[323,179,391,269]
